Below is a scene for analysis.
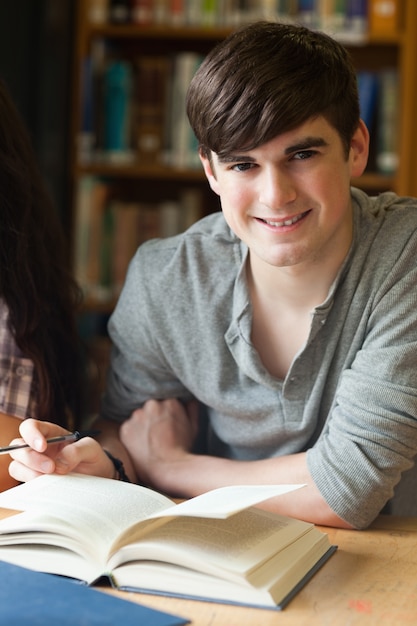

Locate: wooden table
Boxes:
[101,515,417,625]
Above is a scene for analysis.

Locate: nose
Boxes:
[258,166,297,209]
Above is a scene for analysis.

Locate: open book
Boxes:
[0,474,336,610]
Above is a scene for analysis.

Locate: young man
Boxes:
[10,22,417,529]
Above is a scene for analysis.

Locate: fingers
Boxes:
[9,455,53,483]
[8,418,71,482]
[18,418,69,453]
[9,437,77,482]
[9,434,115,484]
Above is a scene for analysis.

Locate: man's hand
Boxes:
[120,398,198,490]
[8,418,116,483]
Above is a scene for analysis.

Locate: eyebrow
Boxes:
[216,136,329,164]
[284,136,329,155]
[216,153,256,164]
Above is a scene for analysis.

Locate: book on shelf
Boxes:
[73,176,111,301]
[84,0,370,38]
[78,39,108,164]
[0,559,188,626]
[356,67,399,176]
[111,200,143,294]
[375,68,399,175]
[73,177,204,299]
[80,5,381,170]
[368,0,400,35]
[357,70,379,133]
[87,0,110,24]
[297,0,316,28]
[164,52,203,169]
[79,56,95,163]
[0,473,336,611]
[103,60,135,163]
[135,56,169,163]
[346,0,368,37]
[109,0,131,23]
[131,0,154,24]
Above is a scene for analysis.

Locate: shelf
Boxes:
[352,172,396,191]
[86,24,233,41]
[81,295,117,314]
[85,25,404,47]
[74,162,204,181]
[75,162,395,192]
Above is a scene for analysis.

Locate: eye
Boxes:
[231,162,256,172]
[292,150,316,161]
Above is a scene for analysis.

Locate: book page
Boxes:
[148,484,306,519]
[109,506,316,581]
[0,474,174,563]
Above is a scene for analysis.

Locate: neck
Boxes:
[247,247,348,311]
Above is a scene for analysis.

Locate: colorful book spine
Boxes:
[357,71,378,133]
[165,52,203,169]
[79,57,95,164]
[103,60,135,163]
[375,69,399,175]
[135,56,169,163]
[368,0,400,35]
[85,0,374,34]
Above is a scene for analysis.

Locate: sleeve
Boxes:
[0,302,37,419]
[99,245,191,423]
[307,246,417,529]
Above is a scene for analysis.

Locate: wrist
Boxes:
[151,451,196,496]
[104,450,131,483]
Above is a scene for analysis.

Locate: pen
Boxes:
[0,430,101,455]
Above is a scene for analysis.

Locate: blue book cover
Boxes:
[357,71,378,132]
[103,60,134,161]
[0,560,189,626]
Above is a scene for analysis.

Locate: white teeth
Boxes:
[264,213,304,227]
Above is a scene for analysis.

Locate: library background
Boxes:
[1,0,416,421]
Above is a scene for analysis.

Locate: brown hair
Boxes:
[0,79,83,427]
[186,21,360,160]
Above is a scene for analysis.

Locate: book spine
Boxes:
[73,176,111,300]
[179,189,204,231]
[87,0,109,24]
[73,176,95,293]
[103,60,135,163]
[98,201,115,301]
[108,0,131,22]
[316,0,348,34]
[153,0,169,23]
[84,189,204,297]
[346,0,368,39]
[357,70,378,133]
[131,0,154,24]
[169,0,186,25]
[375,68,399,175]
[167,53,203,169]
[111,201,142,294]
[135,56,168,163]
[159,201,183,238]
[78,57,95,164]
[297,0,317,28]
[201,0,217,25]
[368,0,400,36]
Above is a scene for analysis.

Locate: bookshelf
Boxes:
[70,0,417,416]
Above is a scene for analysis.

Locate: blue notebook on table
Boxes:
[0,560,189,626]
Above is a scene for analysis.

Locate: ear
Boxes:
[350,119,370,178]
[199,150,221,196]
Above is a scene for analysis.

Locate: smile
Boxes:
[260,211,310,227]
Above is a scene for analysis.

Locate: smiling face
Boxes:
[200,116,369,277]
